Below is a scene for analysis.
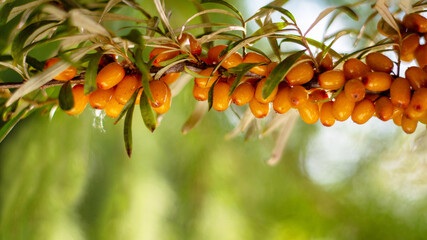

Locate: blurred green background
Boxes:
[1,0,427,239]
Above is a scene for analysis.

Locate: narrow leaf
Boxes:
[201,0,244,22]
[263,50,305,99]
[99,0,122,23]
[225,108,255,139]
[122,29,145,46]
[262,6,296,23]
[184,66,206,78]
[69,9,110,37]
[228,62,265,95]
[153,0,176,40]
[124,98,135,157]
[114,88,139,124]
[305,6,358,36]
[158,54,188,67]
[84,51,103,95]
[134,47,153,101]
[182,101,208,134]
[375,1,401,38]
[0,106,31,143]
[208,78,219,110]
[139,91,157,132]
[58,81,74,111]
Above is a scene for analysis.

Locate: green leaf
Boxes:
[114,88,139,125]
[200,0,244,22]
[26,56,45,71]
[58,81,74,111]
[84,51,103,95]
[262,50,305,99]
[228,62,265,96]
[262,6,296,24]
[245,0,290,22]
[124,97,135,158]
[0,106,30,143]
[2,102,18,122]
[251,22,287,37]
[305,6,358,36]
[184,66,208,78]
[139,91,156,132]
[134,47,153,102]
[122,29,145,46]
[207,78,219,111]
[158,54,188,67]
[0,2,14,24]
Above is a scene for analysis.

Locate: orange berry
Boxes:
[44,57,77,81]
[298,101,319,124]
[177,32,201,56]
[135,88,143,105]
[364,94,380,102]
[195,67,219,88]
[285,62,314,86]
[362,72,392,91]
[415,44,427,68]
[96,62,125,90]
[309,89,329,102]
[320,101,335,127]
[149,80,169,108]
[375,96,394,121]
[289,85,308,108]
[405,104,426,120]
[114,75,140,105]
[318,70,346,90]
[249,98,269,118]
[152,85,171,114]
[208,45,227,64]
[212,82,231,111]
[221,52,243,69]
[351,99,375,124]
[65,84,89,115]
[401,115,418,134]
[403,14,427,33]
[365,52,393,73]
[104,97,124,118]
[273,85,292,114]
[89,88,114,109]
[315,52,333,71]
[390,77,411,108]
[255,79,278,103]
[242,52,270,76]
[149,46,180,67]
[160,72,180,85]
[343,58,370,79]
[332,91,355,121]
[231,82,254,106]
[419,112,427,124]
[409,87,427,113]
[393,107,404,126]
[344,79,365,102]
[405,66,427,89]
[400,34,420,62]
[193,83,209,101]
[266,62,278,75]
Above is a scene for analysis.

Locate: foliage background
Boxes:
[1,0,427,239]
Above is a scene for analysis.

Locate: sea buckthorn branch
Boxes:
[1,0,427,159]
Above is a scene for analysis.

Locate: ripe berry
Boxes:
[366,52,394,73]
[403,13,427,33]
[318,70,346,90]
[405,104,426,120]
[255,79,278,103]
[320,101,335,127]
[193,83,209,101]
[409,87,427,113]
[149,80,169,108]
[65,84,89,115]
[400,34,420,62]
[405,66,427,89]
[415,44,427,68]
[96,62,125,90]
[390,77,411,108]
[89,88,114,109]
[177,32,202,56]
[351,99,375,124]
[222,52,243,69]
[392,106,403,126]
[362,72,392,91]
[152,85,171,114]
[308,89,329,102]
[343,58,370,79]
[285,62,314,86]
[332,91,355,121]
[44,57,77,81]
[273,84,292,114]
[195,67,219,88]
[289,85,308,108]
[160,72,180,85]
[114,75,140,105]
[298,101,319,124]
[213,82,231,111]
[208,45,227,64]
[105,96,124,118]
[375,96,394,121]
[149,46,180,67]
[231,82,254,106]
[344,79,365,102]
[242,52,270,76]
[315,52,333,71]
[401,115,418,134]
[249,98,269,118]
